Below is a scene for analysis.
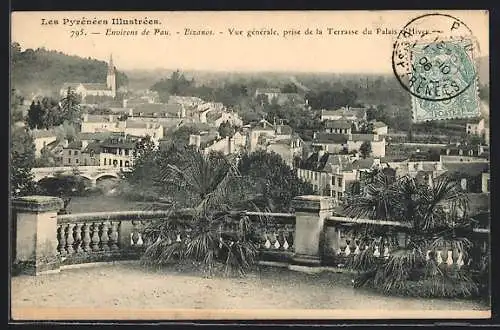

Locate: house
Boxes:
[99,134,140,168]
[31,129,58,158]
[440,143,489,162]
[441,162,489,193]
[372,121,388,135]
[348,133,386,158]
[124,120,164,143]
[466,118,485,136]
[248,119,277,152]
[382,160,447,187]
[311,132,386,157]
[62,140,85,166]
[81,114,126,133]
[297,152,358,204]
[324,120,352,134]
[311,133,348,154]
[60,54,116,101]
[265,134,303,168]
[201,131,247,156]
[129,103,186,118]
[255,88,281,102]
[320,106,367,122]
[208,111,243,128]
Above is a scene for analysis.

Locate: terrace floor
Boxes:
[11,262,490,320]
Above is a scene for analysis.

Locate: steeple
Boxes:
[106,53,116,97]
[107,54,114,75]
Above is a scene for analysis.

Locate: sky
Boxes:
[11,11,489,73]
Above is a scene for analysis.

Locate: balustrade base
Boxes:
[290,254,321,267]
[12,257,61,276]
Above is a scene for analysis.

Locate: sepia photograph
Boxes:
[9,10,490,320]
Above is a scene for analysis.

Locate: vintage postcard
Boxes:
[10,10,490,321]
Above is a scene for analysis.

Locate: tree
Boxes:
[238,150,314,212]
[134,135,156,158]
[60,87,81,125]
[218,121,235,138]
[281,83,298,93]
[37,174,89,213]
[342,173,483,298]
[359,141,372,159]
[140,149,260,276]
[11,127,36,197]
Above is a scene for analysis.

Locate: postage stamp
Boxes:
[392,13,481,122]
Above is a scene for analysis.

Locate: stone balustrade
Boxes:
[11,195,489,276]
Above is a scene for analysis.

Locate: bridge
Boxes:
[31,166,132,186]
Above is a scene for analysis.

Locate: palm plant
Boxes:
[140,148,261,276]
[342,172,485,298]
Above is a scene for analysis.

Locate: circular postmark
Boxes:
[392,13,480,102]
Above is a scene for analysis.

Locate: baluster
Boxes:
[109,221,119,250]
[101,221,110,251]
[373,245,380,258]
[354,240,360,255]
[426,250,431,261]
[456,251,464,269]
[82,223,91,252]
[176,233,182,242]
[446,250,454,266]
[66,223,75,254]
[383,239,390,258]
[273,232,280,249]
[131,221,140,246]
[166,234,172,245]
[283,231,289,250]
[73,223,83,253]
[57,225,67,255]
[345,239,351,256]
[91,222,101,251]
[436,250,443,265]
[136,222,144,246]
[264,234,271,249]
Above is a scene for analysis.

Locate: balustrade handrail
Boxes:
[326,216,489,233]
[57,209,296,224]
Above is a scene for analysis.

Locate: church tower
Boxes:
[106,54,116,98]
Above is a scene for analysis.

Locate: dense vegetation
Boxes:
[11,42,128,97]
[343,171,489,298]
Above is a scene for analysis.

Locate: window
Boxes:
[68,158,71,164]
[332,177,335,186]
[337,178,342,187]
[75,159,79,164]
[314,172,318,180]
[74,150,79,156]
[104,158,107,165]
[125,149,129,156]
[68,150,72,155]
[120,160,123,167]
[338,192,343,199]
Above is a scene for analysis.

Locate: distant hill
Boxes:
[11,43,128,98]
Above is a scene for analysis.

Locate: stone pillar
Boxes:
[290,195,334,267]
[12,196,64,275]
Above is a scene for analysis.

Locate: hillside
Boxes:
[10,43,128,98]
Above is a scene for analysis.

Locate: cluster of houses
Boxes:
[29,54,490,211]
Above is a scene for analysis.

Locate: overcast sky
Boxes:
[11,11,489,73]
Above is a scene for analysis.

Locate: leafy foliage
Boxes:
[238,150,314,212]
[138,148,260,275]
[10,127,37,197]
[359,141,372,159]
[342,172,486,298]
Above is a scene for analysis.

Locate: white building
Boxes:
[60,54,116,101]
